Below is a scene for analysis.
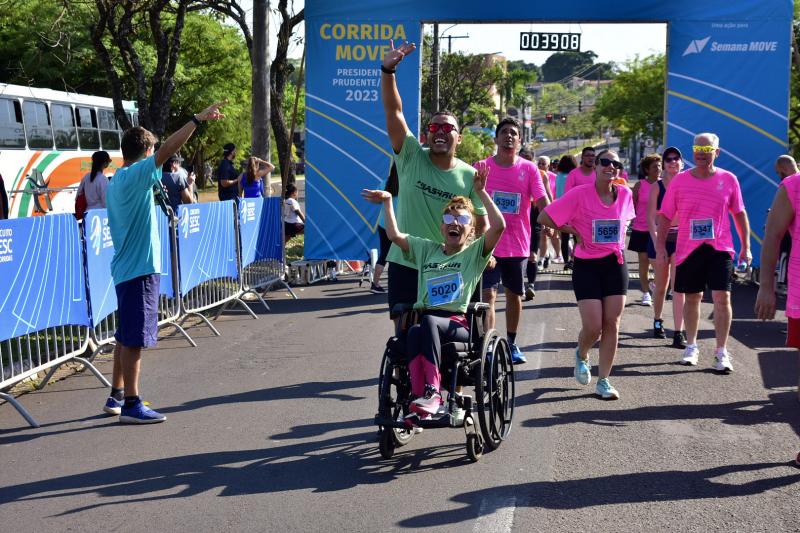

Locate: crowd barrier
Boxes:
[0,197,290,427]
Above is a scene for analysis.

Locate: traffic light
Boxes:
[545,113,553,123]
[560,114,567,123]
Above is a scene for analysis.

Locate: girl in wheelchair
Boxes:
[362,162,506,419]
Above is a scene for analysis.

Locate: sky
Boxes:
[237,2,667,66]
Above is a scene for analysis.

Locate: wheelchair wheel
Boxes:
[475,331,515,450]
[466,434,483,462]
[377,350,414,448]
[379,426,396,459]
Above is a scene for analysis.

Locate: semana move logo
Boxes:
[0,227,13,263]
[683,36,778,56]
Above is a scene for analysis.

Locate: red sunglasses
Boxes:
[427,123,458,134]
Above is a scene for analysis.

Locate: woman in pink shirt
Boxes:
[538,149,635,400]
[629,154,661,306]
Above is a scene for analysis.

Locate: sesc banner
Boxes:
[178,201,238,295]
[304,19,421,260]
[239,197,264,267]
[239,197,284,267]
[0,214,89,342]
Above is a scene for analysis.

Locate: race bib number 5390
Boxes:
[492,191,521,215]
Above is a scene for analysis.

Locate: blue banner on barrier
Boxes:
[0,214,89,342]
[239,197,283,267]
[239,197,264,268]
[85,209,117,326]
[178,201,238,295]
[157,213,174,298]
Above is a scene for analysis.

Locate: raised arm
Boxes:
[361,189,408,252]
[381,41,416,154]
[155,102,224,168]
[472,162,505,255]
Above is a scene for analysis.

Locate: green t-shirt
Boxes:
[387,133,487,268]
[404,235,492,313]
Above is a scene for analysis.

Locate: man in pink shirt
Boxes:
[656,133,751,372]
[479,117,549,364]
[755,154,800,467]
[563,146,596,194]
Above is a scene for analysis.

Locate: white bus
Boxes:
[0,83,138,218]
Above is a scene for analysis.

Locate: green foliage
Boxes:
[790,9,799,158]
[456,129,494,164]
[541,51,615,83]
[592,54,665,147]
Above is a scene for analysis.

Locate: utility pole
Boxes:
[432,23,440,114]
[252,0,270,159]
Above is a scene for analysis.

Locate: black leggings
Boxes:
[561,232,571,261]
[406,313,470,367]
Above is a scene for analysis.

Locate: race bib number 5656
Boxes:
[592,219,621,244]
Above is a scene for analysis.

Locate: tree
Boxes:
[592,54,665,147]
[790,5,800,158]
[541,51,598,83]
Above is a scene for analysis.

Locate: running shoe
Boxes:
[543,255,551,269]
[640,292,653,306]
[653,319,666,339]
[563,260,573,271]
[595,378,620,400]
[524,283,535,301]
[672,330,687,349]
[713,349,734,374]
[119,400,166,424]
[553,256,564,264]
[681,344,699,366]
[103,396,123,416]
[574,348,591,385]
[369,283,386,294]
[510,343,527,364]
[411,385,443,416]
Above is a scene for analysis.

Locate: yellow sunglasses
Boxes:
[692,145,717,153]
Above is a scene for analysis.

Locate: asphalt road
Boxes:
[0,256,798,532]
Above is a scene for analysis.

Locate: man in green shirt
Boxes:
[381,40,488,315]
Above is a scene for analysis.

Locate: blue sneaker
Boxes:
[510,343,527,364]
[595,378,620,400]
[119,400,166,424]
[574,348,591,385]
[103,396,123,416]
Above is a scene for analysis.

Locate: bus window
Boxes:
[51,103,78,150]
[0,98,25,148]
[98,109,120,150]
[22,100,54,149]
[75,106,99,150]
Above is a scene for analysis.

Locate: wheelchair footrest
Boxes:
[374,413,454,429]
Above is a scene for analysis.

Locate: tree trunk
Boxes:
[251,0,270,159]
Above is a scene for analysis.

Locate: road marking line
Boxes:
[474,495,516,533]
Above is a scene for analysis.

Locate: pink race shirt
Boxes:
[632,178,657,231]
[480,156,547,257]
[659,168,745,266]
[563,167,595,194]
[546,171,557,199]
[781,173,800,318]
[544,183,635,264]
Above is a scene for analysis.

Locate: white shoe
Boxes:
[681,344,699,366]
[553,256,564,264]
[713,349,734,373]
[640,292,653,306]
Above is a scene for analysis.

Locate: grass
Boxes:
[285,234,304,263]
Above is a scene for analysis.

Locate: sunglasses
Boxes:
[428,123,458,134]
[663,156,681,163]
[598,158,623,170]
[443,213,471,225]
[692,145,717,153]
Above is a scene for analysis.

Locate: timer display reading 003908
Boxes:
[520,32,581,52]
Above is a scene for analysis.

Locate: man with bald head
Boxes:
[776,155,799,181]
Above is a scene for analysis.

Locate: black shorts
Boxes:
[530,207,542,253]
[674,243,733,293]
[628,229,650,253]
[646,232,677,259]
[572,254,629,301]
[376,226,391,267]
[387,261,418,313]
[284,222,304,239]
[482,256,527,296]
[114,273,160,348]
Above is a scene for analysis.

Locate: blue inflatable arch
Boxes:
[303,0,794,265]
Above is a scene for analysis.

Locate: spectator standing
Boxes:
[160,154,195,214]
[102,103,224,424]
[77,151,112,211]
[217,142,239,201]
[283,183,305,240]
[239,156,275,198]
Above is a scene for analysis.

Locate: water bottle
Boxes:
[736,260,748,273]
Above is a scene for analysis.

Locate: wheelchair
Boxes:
[374,302,515,462]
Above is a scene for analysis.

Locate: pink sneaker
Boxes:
[411,385,443,416]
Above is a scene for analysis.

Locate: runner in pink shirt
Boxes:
[656,133,751,372]
[537,156,562,265]
[539,149,635,400]
[755,155,800,468]
[563,146,596,194]
[629,154,661,306]
[479,118,549,364]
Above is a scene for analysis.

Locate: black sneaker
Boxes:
[672,330,687,349]
[543,256,550,269]
[370,283,386,294]
[563,260,573,271]
[653,319,666,339]
[524,283,535,301]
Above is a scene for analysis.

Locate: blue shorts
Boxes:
[114,274,160,348]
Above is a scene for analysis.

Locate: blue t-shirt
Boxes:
[107,156,162,285]
[239,174,264,198]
